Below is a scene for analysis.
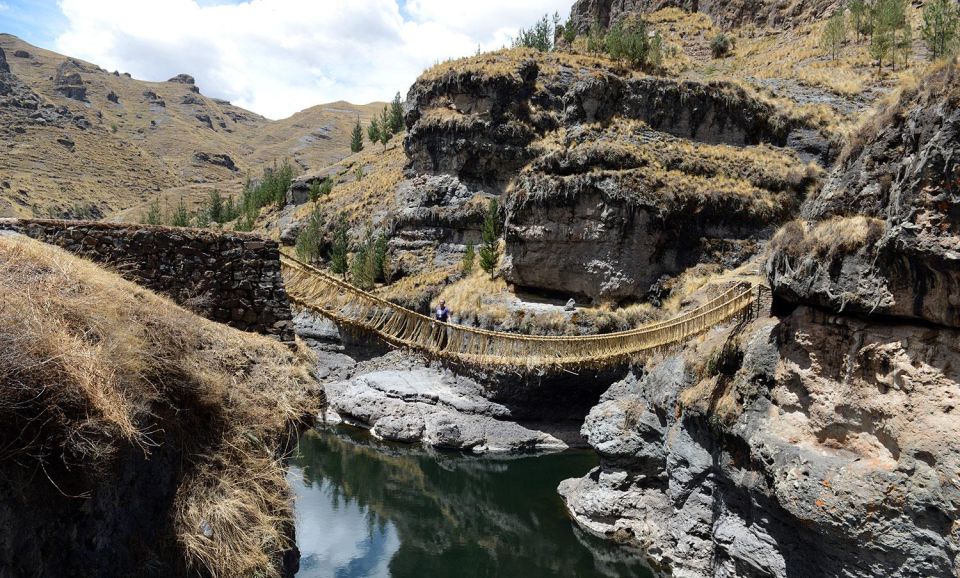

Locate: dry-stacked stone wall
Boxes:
[0,218,294,342]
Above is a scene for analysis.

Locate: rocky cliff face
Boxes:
[767,61,960,328]
[559,61,960,578]
[400,50,828,304]
[567,0,836,31]
[560,306,959,577]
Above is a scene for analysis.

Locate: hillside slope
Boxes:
[0,33,383,219]
[0,232,321,577]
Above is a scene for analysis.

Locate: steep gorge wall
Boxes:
[0,218,294,341]
[568,0,836,32]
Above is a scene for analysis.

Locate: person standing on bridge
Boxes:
[435,300,450,323]
[435,299,451,350]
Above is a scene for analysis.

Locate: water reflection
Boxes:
[288,427,654,578]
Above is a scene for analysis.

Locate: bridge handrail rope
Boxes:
[280,251,763,368]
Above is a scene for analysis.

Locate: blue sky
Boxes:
[0,0,572,119]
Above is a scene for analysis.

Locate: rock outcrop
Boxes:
[567,0,836,32]
[767,60,960,328]
[560,307,959,577]
[560,61,960,578]
[397,50,829,303]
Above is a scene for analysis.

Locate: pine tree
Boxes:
[822,10,847,60]
[367,115,381,145]
[373,234,388,282]
[388,92,404,134]
[921,0,960,58]
[171,197,190,227]
[377,105,393,151]
[462,243,475,275]
[350,117,364,153]
[478,198,500,278]
[143,197,162,225]
[223,195,237,222]
[848,0,870,42]
[295,207,325,263]
[870,0,908,75]
[350,243,372,290]
[208,189,224,223]
[330,216,349,276]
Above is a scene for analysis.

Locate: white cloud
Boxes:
[53,0,571,119]
[0,2,10,12]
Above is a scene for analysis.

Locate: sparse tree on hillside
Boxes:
[367,115,381,145]
[586,21,606,54]
[922,0,960,58]
[350,241,373,290]
[894,18,913,68]
[377,105,393,151]
[388,92,404,135]
[207,189,224,223]
[870,0,909,74]
[560,16,578,45]
[373,234,388,282]
[295,206,325,263]
[462,242,475,275]
[848,0,871,42]
[350,117,364,153]
[330,216,349,276]
[822,10,848,60]
[172,197,190,227]
[478,198,501,279]
[143,197,162,225]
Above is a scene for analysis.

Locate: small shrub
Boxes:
[309,177,333,201]
[710,33,733,58]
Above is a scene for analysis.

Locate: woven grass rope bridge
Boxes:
[281,252,765,370]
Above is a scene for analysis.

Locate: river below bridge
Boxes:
[288,427,655,578]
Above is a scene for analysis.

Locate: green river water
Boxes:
[288,427,655,578]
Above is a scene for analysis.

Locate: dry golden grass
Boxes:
[0,234,321,577]
[771,216,887,260]
[420,47,629,84]
[281,134,407,236]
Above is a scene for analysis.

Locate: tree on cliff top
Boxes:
[350,117,364,153]
[513,12,561,52]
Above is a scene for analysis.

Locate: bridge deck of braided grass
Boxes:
[281,252,764,370]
